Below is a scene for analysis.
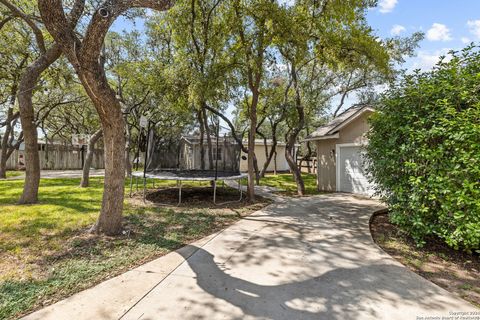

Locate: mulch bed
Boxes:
[370,213,480,307]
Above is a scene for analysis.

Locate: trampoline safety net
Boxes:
[145,131,241,177]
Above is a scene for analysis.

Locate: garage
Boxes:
[336,144,374,195]
[305,105,376,196]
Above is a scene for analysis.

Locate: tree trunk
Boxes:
[0,152,7,179]
[1,131,23,178]
[273,151,277,175]
[0,112,13,179]
[247,87,259,201]
[125,124,132,177]
[253,152,260,185]
[304,126,313,174]
[285,143,304,195]
[125,145,132,177]
[197,109,206,170]
[44,135,50,169]
[79,66,126,235]
[259,122,279,178]
[260,141,277,178]
[80,129,102,188]
[202,106,214,170]
[18,45,62,204]
[0,147,8,179]
[285,61,305,196]
[92,121,125,235]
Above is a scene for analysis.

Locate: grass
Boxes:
[0,177,267,319]
[246,172,319,195]
[5,171,23,178]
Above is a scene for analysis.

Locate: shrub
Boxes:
[366,46,480,252]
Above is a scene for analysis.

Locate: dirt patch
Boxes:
[370,213,480,307]
[130,185,267,209]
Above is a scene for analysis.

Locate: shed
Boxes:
[305,105,375,196]
[177,135,240,172]
[239,140,295,173]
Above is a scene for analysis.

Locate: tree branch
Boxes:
[0,15,12,30]
[203,104,248,153]
[0,0,46,53]
[79,0,172,64]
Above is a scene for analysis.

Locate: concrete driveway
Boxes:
[24,194,476,320]
[7,169,105,180]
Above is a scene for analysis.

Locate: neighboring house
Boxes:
[239,139,297,173]
[178,136,239,172]
[305,105,375,196]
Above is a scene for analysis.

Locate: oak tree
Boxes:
[37,0,171,235]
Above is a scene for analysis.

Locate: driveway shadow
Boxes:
[163,245,454,320]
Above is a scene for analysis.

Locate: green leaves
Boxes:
[366,46,480,252]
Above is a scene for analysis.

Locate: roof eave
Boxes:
[325,106,375,135]
[303,132,340,142]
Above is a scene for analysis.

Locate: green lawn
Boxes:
[0,177,266,319]
[248,173,319,195]
[5,171,23,178]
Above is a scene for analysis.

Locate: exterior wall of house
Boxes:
[240,145,290,172]
[190,142,239,171]
[315,111,372,191]
[315,139,337,191]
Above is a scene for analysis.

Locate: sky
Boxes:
[367,0,480,71]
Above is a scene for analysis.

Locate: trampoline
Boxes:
[129,121,246,205]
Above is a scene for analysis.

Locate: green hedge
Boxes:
[366,46,480,252]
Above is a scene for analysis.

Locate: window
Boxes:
[213,147,222,161]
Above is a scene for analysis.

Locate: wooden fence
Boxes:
[4,147,104,170]
[296,157,317,174]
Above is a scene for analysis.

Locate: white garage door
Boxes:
[337,145,374,196]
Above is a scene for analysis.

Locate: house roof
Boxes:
[181,135,296,147]
[304,105,374,141]
[180,135,230,145]
[243,139,288,147]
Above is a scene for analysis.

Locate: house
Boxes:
[177,136,240,172]
[305,105,375,196]
[239,139,296,173]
